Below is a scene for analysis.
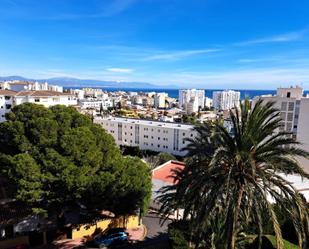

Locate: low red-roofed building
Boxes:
[152,160,185,185]
[151,160,185,219]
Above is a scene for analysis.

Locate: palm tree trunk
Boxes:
[227,184,244,249]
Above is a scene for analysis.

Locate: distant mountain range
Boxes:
[0,76,177,89]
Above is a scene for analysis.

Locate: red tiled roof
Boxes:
[152,160,185,184]
[0,89,17,96]
[15,90,73,97]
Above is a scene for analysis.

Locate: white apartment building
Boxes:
[79,98,113,110]
[213,90,240,111]
[0,81,63,92]
[82,88,105,98]
[154,92,168,108]
[253,86,309,173]
[0,90,16,122]
[14,91,77,108]
[186,97,199,114]
[94,117,197,156]
[0,90,77,122]
[178,89,205,108]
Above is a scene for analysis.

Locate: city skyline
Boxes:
[1,0,309,89]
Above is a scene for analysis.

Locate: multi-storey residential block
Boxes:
[253,86,309,173]
[0,90,16,122]
[154,92,168,108]
[94,117,197,156]
[82,88,105,98]
[186,97,199,114]
[79,98,113,110]
[213,90,240,111]
[0,81,63,92]
[0,90,77,122]
[14,91,77,108]
[179,89,205,112]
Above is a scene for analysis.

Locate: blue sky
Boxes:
[1,0,309,89]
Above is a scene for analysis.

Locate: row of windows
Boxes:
[281,112,295,122]
[281,102,295,112]
[142,142,169,149]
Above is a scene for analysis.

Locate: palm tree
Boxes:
[158,99,309,249]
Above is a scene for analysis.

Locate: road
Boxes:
[117,210,172,249]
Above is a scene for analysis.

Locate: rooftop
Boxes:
[95,116,195,130]
[0,89,17,96]
[152,160,185,184]
[15,90,74,97]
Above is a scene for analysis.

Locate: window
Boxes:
[35,98,40,102]
[281,102,287,111]
[287,113,293,121]
[287,92,291,98]
[286,123,292,131]
[5,104,11,109]
[280,112,286,120]
[4,96,10,100]
[183,132,185,136]
[288,102,294,111]
[158,137,160,140]
[157,145,160,148]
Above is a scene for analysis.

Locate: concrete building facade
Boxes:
[253,86,309,173]
[179,89,205,112]
[94,117,197,156]
[0,90,16,122]
[154,92,168,108]
[213,90,240,111]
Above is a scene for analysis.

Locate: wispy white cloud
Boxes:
[100,0,138,17]
[106,67,134,73]
[0,0,138,20]
[154,67,309,89]
[235,29,308,46]
[2,65,309,90]
[142,49,220,61]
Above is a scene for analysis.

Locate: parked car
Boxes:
[93,228,129,248]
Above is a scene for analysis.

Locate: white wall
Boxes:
[297,98,309,173]
[95,118,197,156]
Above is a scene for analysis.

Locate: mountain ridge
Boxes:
[0,76,177,89]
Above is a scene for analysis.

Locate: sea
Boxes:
[66,87,309,100]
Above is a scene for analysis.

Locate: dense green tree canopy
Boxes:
[0,103,151,217]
